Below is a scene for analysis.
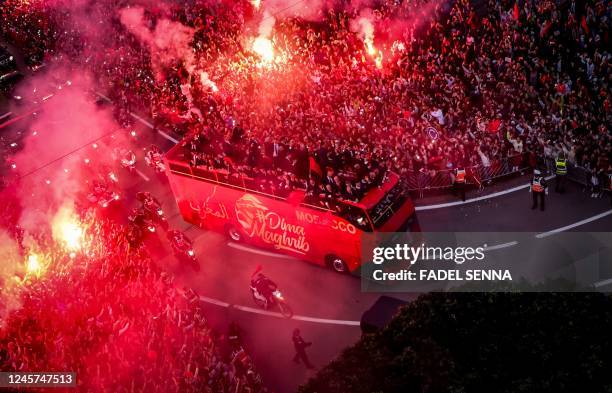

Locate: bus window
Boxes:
[368,181,407,228]
[337,203,372,232]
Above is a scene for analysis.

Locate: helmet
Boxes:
[136,191,149,201]
[534,169,541,175]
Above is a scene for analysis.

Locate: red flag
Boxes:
[581,16,589,34]
[540,20,552,37]
[487,119,502,133]
[513,2,520,21]
[309,157,322,177]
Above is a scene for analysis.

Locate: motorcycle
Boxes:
[249,279,293,318]
[144,149,165,173]
[167,230,198,269]
[128,209,156,234]
[107,170,119,184]
[86,183,120,209]
[113,148,136,172]
[137,192,169,231]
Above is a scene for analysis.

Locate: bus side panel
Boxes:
[167,171,364,270]
[294,207,363,271]
[166,172,238,233]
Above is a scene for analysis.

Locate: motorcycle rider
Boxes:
[92,179,108,196]
[166,229,192,252]
[147,144,162,159]
[250,265,277,308]
[136,191,160,210]
[113,147,136,171]
[145,145,164,170]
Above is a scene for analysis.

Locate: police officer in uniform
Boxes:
[555,154,567,193]
[530,169,548,211]
[453,166,467,201]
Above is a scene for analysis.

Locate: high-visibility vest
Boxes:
[532,177,544,192]
[456,169,466,183]
[555,159,567,175]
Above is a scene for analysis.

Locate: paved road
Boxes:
[2,79,611,393]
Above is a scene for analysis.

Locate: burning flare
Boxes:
[26,253,43,277]
[52,205,84,252]
[253,37,274,63]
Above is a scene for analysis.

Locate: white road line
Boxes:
[129,112,154,128]
[95,92,112,103]
[199,295,230,307]
[156,129,180,144]
[135,169,150,182]
[129,112,180,144]
[484,241,518,252]
[292,315,361,326]
[227,241,292,259]
[535,210,612,239]
[416,175,555,211]
[93,91,179,144]
[0,112,12,121]
[594,278,612,288]
[200,296,360,326]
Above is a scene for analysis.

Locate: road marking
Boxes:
[227,241,292,259]
[292,315,361,326]
[129,112,154,128]
[484,241,518,251]
[199,295,230,307]
[156,129,180,144]
[93,91,179,144]
[95,92,112,103]
[535,210,612,239]
[416,175,555,211]
[0,112,12,121]
[129,112,179,144]
[135,168,150,182]
[594,278,612,288]
[200,296,361,326]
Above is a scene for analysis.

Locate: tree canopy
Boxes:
[300,293,612,393]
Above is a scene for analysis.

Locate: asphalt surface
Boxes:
[1,76,611,393]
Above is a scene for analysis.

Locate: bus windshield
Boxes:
[368,181,407,228]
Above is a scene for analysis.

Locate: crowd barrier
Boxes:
[405,153,531,198]
[546,158,611,196]
[405,155,610,198]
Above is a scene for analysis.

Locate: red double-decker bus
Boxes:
[164,137,418,273]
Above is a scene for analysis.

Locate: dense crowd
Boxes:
[0,193,266,393]
[0,1,609,390]
[1,0,610,198]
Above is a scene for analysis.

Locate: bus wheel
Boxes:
[226,225,243,242]
[327,255,349,274]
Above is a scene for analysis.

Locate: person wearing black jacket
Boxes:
[292,329,314,369]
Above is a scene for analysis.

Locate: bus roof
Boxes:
[164,133,399,212]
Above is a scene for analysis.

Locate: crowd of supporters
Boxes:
[1,0,610,198]
[1,0,610,200]
[0,1,609,390]
[0,192,267,393]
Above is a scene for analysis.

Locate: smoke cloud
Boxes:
[118,6,196,79]
[8,66,123,234]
